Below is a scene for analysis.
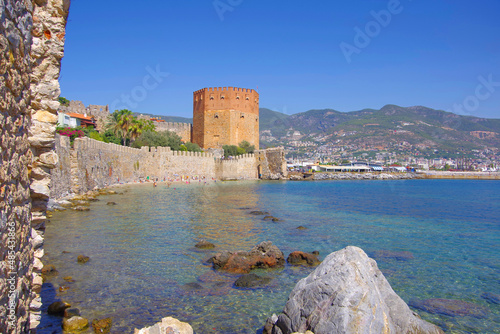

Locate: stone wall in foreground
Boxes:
[0,1,34,332]
[28,0,70,330]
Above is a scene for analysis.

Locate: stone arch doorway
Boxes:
[257,164,262,179]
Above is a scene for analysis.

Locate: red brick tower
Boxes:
[193,87,259,149]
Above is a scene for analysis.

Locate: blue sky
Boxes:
[59,0,500,119]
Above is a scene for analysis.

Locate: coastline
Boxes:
[287,171,500,181]
[419,171,500,180]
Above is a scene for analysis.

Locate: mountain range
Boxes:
[259,105,500,158]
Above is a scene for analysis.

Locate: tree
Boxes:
[106,109,135,146]
[184,142,202,152]
[132,130,183,150]
[58,96,70,106]
[222,145,239,158]
[239,140,255,154]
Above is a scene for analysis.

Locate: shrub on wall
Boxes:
[56,126,85,143]
[132,130,183,151]
[223,141,254,158]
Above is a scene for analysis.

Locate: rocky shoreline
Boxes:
[310,172,421,181]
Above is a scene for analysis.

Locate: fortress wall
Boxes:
[51,137,262,195]
[215,154,258,180]
[50,135,72,198]
[155,121,192,143]
[1,2,35,332]
[255,147,288,180]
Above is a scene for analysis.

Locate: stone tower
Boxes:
[193,87,259,149]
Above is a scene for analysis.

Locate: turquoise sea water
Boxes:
[40,179,499,333]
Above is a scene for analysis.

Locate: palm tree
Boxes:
[106,109,134,145]
[129,118,144,143]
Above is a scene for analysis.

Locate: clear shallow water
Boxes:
[40,180,499,333]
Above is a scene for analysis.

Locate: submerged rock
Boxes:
[134,316,193,334]
[48,301,71,316]
[106,201,117,206]
[64,308,81,318]
[59,285,70,293]
[287,251,320,267]
[195,240,215,249]
[74,206,90,212]
[92,317,112,333]
[263,215,281,222]
[41,264,58,275]
[63,316,89,332]
[265,246,444,334]
[77,255,90,264]
[482,292,500,304]
[249,210,270,215]
[183,282,204,291]
[207,241,285,274]
[296,226,308,230]
[234,273,272,288]
[409,298,488,318]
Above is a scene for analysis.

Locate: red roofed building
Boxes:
[58,112,97,128]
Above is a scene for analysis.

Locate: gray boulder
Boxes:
[265,246,444,334]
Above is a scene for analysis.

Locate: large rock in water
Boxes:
[207,241,285,274]
[265,246,444,334]
[134,317,193,334]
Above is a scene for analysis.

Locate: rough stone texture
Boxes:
[134,317,193,334]
[1,2,34,332]
[266,246,444,334]
[207,241,285,274]
[50,134,71,198]
[62,316,89,332]
[28,0,70,330]
[193,87,260,150]
[287,251,320,267]
[256,147,288,180]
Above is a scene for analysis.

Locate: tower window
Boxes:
[236,96,240,100]
[214,114,219,119]
[210,95,214,100]
[220,95,225,99]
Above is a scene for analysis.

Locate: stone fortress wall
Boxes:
[50,136,267,198]
[154,121,192,143]
[193,87,260,150]
[136,113,193,143]
[1,0,70,332]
